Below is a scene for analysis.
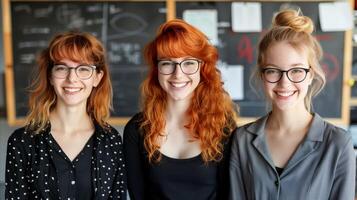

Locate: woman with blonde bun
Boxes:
[229,9,355,199]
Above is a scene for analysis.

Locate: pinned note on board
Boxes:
[183,9,218,45]
[231,2,262,32]
[219,65,244,100]
[319,2,353,32]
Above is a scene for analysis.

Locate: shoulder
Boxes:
[95,122,122,143]
[232,118,263,140]
[123,113,145,149]
[322,120,351,149]
[124,113,143,135]
[125,113,143,130]
[8,126,37,143]
[7,126,39,152]
[8,127,27,141]
[307,113,352,154]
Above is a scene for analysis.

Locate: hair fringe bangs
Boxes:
[49,38,93,64]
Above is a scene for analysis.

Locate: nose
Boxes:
[278,72,290,85]
[172,63,184,77]
[67,68,78,82]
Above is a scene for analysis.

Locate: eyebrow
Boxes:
[265,63,306,68]
[53,62,91,66]
[158,57,195,61]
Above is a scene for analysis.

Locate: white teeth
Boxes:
[64,88,81,92]
[277,91,294,97]
[171,82,187,88]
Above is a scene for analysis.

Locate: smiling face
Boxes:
[50,58,103,109]
[262,41,312,112]
[158,57,201,103]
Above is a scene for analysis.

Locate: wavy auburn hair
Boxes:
[141,19,238,163]
[253,9,326,112]
[26,31,113,133]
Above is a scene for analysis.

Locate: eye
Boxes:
[264,68,279,74]
[53,65,67,71]
[77,66,92,72]
[182,60,196,65]
[159,61,174,66]
[290,68,304,74]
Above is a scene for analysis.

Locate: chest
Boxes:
[266,131,307,167]
[146,155,218,199]
[50,131,94,161]
[159,129,201,159]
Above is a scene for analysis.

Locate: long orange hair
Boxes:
[141,19,238,163]
[26,31,113,133]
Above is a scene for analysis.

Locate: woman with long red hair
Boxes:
[123,19,237,200]
[5,31,126,199]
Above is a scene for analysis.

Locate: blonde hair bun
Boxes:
[273,9,314,34]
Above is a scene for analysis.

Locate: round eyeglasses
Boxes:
[52,64,97,80]
[157,59,201,75]
[261,67,310,83]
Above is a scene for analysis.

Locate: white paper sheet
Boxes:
[319,2,353,32]
[219,65,244,100]
[232,2,262,32]
[183,9,218,45]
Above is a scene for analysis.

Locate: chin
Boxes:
[273,101,298,111]
[169,94,190,101]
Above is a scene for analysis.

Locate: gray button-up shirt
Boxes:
[229,113,355,200]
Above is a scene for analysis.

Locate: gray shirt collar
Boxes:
[245,112,325,142]
[245,112,326,174]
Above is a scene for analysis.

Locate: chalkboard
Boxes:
[4,0,351,126]
[7,1,166,123]
[176,2,350,124]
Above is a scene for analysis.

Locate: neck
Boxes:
[267,108,313,132]
[166,98,190,125]
[50,104,93,135]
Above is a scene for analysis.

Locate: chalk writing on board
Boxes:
[237,35,255,65]
[10,1,166,119]
[23,27,50,35]
[34,5,53,18]
[108,13,149,39]
[20,54,36,64]
[56,4,85,29]
[174,1,345,118]
[108,42,141,64]
[321,52,340,82]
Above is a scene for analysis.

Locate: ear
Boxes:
[93,70,104,87]
[49,76,54,85]
[307,69,314,85]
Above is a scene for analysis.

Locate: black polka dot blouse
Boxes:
[5,121,127,200]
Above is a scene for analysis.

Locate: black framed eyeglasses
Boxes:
[157,59,201,75]
[52,64,97,80]
[261,67,310,83]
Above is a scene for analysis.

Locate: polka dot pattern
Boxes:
[5,122,127,199]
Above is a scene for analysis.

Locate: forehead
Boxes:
[265,41,308,69]
[57,58,82,66]
[50,43,94,64]
[158,56,193,62]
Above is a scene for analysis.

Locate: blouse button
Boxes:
[274,180,279,187]
[71,181,75,185]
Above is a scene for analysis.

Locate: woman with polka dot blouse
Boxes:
[5,31,126,199]
[123,19,238,200]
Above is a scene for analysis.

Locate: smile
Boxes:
[276,91,295,97]
[170,82,189,88]
[63,87,82,93]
